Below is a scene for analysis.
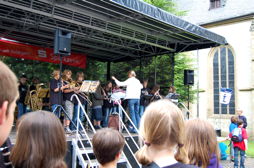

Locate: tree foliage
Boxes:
[143,0,187,16]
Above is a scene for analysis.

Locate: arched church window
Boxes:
[213,46,235,114]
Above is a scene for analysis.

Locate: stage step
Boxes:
[68,135,140,168]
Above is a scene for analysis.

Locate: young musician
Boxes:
[91,82,105,129]
[139,79,150,118]
[49,70,68,118]
[70,72,87,131]
[150,84,162,102]
[102,81,113,128]
[17,74,28,118]
[62,70,78,134]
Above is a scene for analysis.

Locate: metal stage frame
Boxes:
[0,0,227,63]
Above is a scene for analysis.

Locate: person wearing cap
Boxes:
[112,70,143,133]
[17,74,28,118]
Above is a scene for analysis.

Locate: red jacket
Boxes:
[229,127,248,151]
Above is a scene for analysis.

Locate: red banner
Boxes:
[0,39,87,68]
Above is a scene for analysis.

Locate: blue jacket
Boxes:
[229,123,238,133]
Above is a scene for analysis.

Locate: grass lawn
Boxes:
[222,140,254,157]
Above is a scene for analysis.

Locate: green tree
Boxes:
[143,0,186,16]
[111,0,196,103]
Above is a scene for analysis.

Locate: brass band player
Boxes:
[62,70,79,134]
[17,74,28,118]
[50,70,68,118]
[70,72,87,131]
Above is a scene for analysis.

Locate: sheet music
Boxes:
[79,80,100,93]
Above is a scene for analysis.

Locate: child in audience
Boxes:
[229,116,238,161]
[237,109,247,128]
[185,119,222,168]
[0,61,19,168]
[135,99,197,168]
[230,119,248,168]
[10,111,67,168]
[92,128,125,168]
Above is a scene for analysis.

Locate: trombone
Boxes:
[71,81,92,106]
[74,91,92,106]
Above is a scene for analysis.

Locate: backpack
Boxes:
[231,128,243,142]
[108,112,121,131]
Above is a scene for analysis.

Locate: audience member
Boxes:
[185,119,222,168]
[10,111,67,168]
[0,138,12,168]
[135,99,196,168]
[112,70,143,132]
[17,74,28,118]
[229,116,238,161]
[237,109,247,128]
[92,128,125,168]
[0,61,19,167]
[229,119,248,168]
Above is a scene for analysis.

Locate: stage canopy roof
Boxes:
[0,0,227,62]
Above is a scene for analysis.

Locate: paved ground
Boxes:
[221,157,254,168]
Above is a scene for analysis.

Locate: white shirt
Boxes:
[114,77,143,99]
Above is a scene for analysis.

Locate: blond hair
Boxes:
[52,70,60,78]
[185,119,220,168]
[62,69,72,81]
[128,70,136,77]
[135,99,188,165]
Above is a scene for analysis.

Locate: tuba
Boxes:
[29,83,50,111]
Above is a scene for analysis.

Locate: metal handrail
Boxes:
[71,94,96,168]
[111,98,141,168]
[177,102,191,119]
[71,94,96,133]
[112,98,140,134]
[71,94,143,168]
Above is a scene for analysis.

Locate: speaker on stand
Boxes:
[54,29,72,87]
[184,70,194,119]
[53,29,75,123]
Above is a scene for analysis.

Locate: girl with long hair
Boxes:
[185,119,222,168]
[135,99,196,168]
[10,111,67,168]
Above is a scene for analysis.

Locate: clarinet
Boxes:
[0,139,12,168]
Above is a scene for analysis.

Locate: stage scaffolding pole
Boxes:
[106,61,111,81]
[171,53,175,86]
[197,49,200,118]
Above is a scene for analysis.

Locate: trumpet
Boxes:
[63,79,76,89]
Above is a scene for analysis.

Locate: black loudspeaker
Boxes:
[54,29,72,56]
[184,70,194,85]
